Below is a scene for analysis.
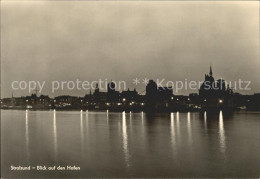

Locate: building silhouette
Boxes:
[145,80,159,111]
[0,66,259,112]
[199,66,234,113]
[121,88,138,103]
[145,80,174,112]
[107,81,119,103]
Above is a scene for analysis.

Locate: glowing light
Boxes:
[219,99,223,103]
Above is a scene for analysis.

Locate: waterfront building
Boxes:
[121,88,138,103]
[199,66,234,112]
[107,81,120,103]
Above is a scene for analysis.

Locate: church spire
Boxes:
[209,65,213,76]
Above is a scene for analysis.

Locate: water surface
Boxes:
[1,110,260,178]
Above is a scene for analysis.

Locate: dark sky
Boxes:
[1,1,259,97]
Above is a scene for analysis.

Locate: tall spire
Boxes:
[34,87,38,97]
[209,65,213,76]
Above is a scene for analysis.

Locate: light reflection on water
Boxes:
[170,112,176,155]
[219,111,226,155]
[122,111,130,167]
[86,110,89,126]
[187,112,192,145]
[204,111,207,128]
[25,110,29,162]
[106,110,109,125]
[53,110,57,161]
[80,110,84,152]
[176,112,180,139]
[2,110,260,178]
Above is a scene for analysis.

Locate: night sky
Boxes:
[1,1,259,97]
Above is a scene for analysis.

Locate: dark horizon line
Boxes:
[2,90,260,100]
